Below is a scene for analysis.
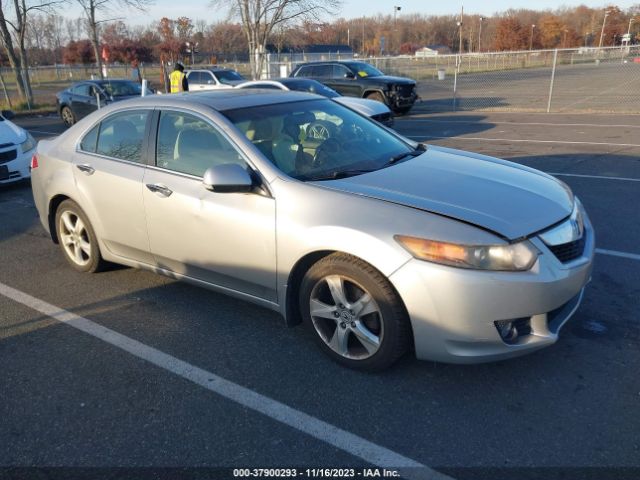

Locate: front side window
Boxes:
[94,110,149,162]
[156,111,246,177]
[187,72,203,85]
[223,99,414,180]
[214,70,243,84]
[294,66,313,78]
[333,65,352,78]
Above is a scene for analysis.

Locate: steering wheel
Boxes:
[313,137,342,170]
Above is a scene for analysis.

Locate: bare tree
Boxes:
[0,0,64,106]
[75,0,152,79]
[213,0,342,79]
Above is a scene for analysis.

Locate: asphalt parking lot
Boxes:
[1,110,639,480]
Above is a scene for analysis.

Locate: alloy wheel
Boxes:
[309,274,383,360]
[59,210,92,267]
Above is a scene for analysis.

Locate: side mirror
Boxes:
[1,110,15,120]
[203,163,254,193]
[344,72,355,79]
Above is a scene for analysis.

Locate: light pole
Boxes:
[628,18,635,36]
[529,24,536,50]
[478,16,483,53]
[599,10,610,49]
[457,5,464,55]
[393,6,401,55]
[563,29,569,48]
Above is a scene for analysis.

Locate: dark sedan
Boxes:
[56,79,145,127]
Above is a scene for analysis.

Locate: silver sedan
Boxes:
[30,90,594,370]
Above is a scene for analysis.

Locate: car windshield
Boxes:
[215,70,244,84]
[101,81,142,97]
[348,63,384,78]
[281,79,340,98]
[222,99,418,181]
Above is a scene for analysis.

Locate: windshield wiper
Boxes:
[385,144,427,167]
[306,169,376,181]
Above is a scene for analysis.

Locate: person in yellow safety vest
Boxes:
[169,61,189,93]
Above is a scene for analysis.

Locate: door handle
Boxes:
[146,183,173,197]
[76,164,95,175]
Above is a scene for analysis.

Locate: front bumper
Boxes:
[0,147,32,184]
[388,90,417,110]
[389,223,595,364]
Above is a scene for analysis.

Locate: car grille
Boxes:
[548,235,586,263]
[0,149,17,164]
[397,84,415,97]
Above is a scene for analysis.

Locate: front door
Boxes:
[142,109,277,302]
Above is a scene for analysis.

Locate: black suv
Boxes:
[290,61,417,114]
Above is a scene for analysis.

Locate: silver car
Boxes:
[31,90,594,370]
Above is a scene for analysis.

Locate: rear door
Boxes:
[73,109,154,264]
[142,109,277,301]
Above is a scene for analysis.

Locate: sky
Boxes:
[70,0,638,26]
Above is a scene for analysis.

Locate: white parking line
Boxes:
[0,281,449,480]
[549,173,640,182]
[409,135,640,148]
[596,249,640,261]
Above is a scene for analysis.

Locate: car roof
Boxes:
[105,89,323,112]
[294,61,360,66]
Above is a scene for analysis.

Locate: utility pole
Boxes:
[458,5,464,54]
[393,6,401,55]
[362,17,365,57]
[599,9,610,48]
[478,16,483,53]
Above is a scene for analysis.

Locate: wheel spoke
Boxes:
[352,321,380,355]
[328,326,349,356]
[351,292,378,318]
[79,239,91,256]
[74,218,86,235]
[325,275,348,307]
[310,298,338,321]
[73,244,84,263]
[61,213,75,233]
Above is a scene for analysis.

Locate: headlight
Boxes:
[20,133,36,153]
[395,235,539,271]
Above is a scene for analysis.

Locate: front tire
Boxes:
[55,199,105,273]
[299,253,410,371]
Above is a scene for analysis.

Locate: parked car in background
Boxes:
[290,61,417,115]
[236,78,394,128]
[56,79,145,127]
[0,110,37,184]
[31,90,594,371]
[185,67,245,91]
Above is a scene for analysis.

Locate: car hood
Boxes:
[334,96,391,116]
[0,119,26,144]
[317,146,573,240]
[365,75,415,86]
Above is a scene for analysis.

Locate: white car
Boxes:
[0,110,37,184]
[236,78,394,127]
[185,68,246,91]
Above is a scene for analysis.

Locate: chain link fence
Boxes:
[1,46,638,113]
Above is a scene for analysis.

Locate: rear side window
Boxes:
[71,84,91,96]
[95,111,149,162]
[79,124,100,153]
[294,66,313,78]
[312,65,332,77]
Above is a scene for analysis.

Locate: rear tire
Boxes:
[299,253,410,371]
[55,199,105,273]
[61,106,76,127]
